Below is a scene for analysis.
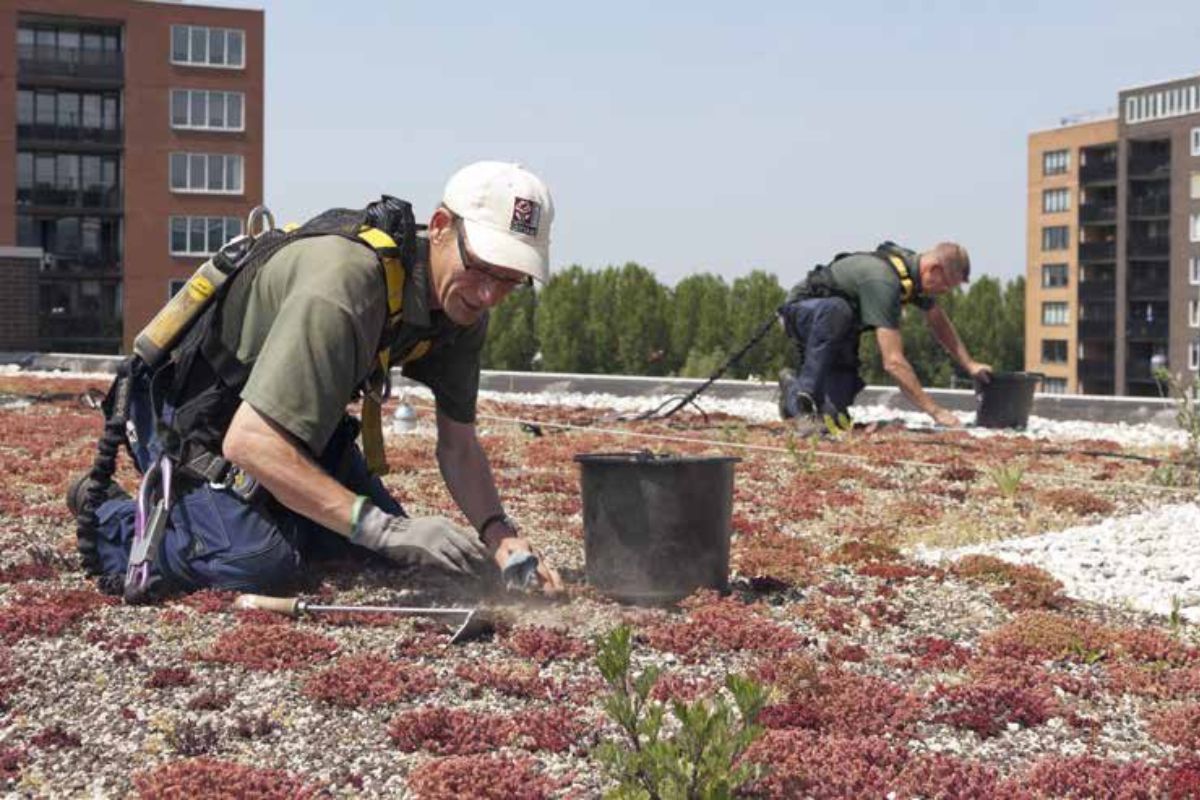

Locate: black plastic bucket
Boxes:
[975,371,1044,429]
[575,451,740,604]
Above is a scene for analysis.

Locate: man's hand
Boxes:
[966,361,994,384]
[930,407,962,428]
[483,520,563,593]
[353,504,488,576]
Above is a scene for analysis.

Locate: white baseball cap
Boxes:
[442,161,554,283]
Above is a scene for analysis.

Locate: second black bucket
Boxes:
[975,371,1044,429]
[575,451,740,604]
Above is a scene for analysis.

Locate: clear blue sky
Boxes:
[205,0,1196,285]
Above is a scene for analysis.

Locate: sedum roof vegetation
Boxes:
[0,372,1198,798]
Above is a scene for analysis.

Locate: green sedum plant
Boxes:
[1152,367,1200,474]
[987,462,1026,500]
[594,625,768,800]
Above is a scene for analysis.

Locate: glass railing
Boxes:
[16,122,121,145]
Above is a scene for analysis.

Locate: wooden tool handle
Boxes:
[233,594,302,616]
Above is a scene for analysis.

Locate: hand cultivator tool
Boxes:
[233,594,494,644]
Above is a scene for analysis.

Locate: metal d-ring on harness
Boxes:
[628,313,781,421]
[121,205,275,603]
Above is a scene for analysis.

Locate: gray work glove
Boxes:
[352,503,488,576]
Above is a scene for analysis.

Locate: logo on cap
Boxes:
[510,197,541,237]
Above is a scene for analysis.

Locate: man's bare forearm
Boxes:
[885,357,940,416]
[926,307,972,368]
[223,403,357,536]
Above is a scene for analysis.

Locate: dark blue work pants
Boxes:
[778,296,865,419]
[93,396,401,594]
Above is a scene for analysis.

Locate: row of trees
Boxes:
[481,263,1025,387]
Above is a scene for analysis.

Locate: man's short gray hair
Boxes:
[930,242,970,283]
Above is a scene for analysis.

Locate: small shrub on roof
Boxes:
[301,652,435,708]
[406,755,562,800]
[1105,662,1200,700]
[855,560,936,581]
[939,461,981,483]
[200,625,337,671]
[232,712,279,740]
[131,758,322,799]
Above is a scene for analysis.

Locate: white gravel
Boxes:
[473,388,1191,451]
[913,503,1200,623]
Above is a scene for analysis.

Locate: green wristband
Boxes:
[349,495,370,541]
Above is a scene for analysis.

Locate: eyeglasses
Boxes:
[455,223,532,290]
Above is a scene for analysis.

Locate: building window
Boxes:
[1043,149,1069,176]
[1042,226,1070,251]
[1192,257,1200,285]
[1191,341,1200,371]
[170,90,245,131]
[1042,188,1070,213]
[170,25,245,68]
[1042,377,1068,394]
[1042,263,1069,288]
[1193,214,1200,243]
[170,216,243,255]
[1193,128,1200,157]
[1191,300,1200,329]
[1042,302,1069,326]
[168,279,188,299]
[1042,339,1068,363]
[168,153,243,194]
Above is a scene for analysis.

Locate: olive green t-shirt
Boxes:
[238,236,387,453]
[235,235,488,455]
[829,252,934,331]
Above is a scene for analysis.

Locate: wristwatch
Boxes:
[477,512,518,541]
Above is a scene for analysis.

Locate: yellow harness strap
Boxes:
[886,254,916,304]
[357,226,406,476]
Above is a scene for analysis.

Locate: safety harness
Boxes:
[76,196,425,602]
[788,241,923,310]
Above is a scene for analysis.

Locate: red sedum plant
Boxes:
[301,652,435,707]
[132,757,323,799]
[199,625,338,671]
[406,754,563,800]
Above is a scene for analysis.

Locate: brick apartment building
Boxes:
[0,0,262,353]
[1027,75,1200,396]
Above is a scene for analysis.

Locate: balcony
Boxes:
[1128,195,1170,218]
[1128,156,1170,179]
[1127,237,1170,258]
[16,122,121,147]
[40,250,122,276]
[17,45,122,83]
[40,312,122,340]
[1078,319,1115,339]
[1079,241,1117,262]
[1079,203,1117,224]
[1126,319,1169,340]
[1077,358,1114,380]
[1078,278,1115,301]
[16,186,121,211]
[1080,160,1117,183]
[1128,274,1170,300]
